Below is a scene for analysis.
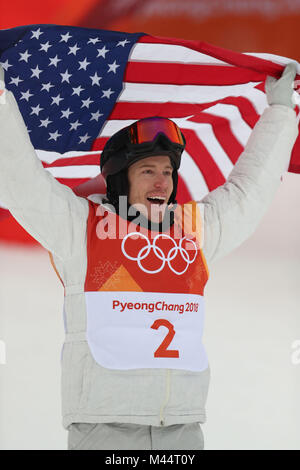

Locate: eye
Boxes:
[142,169,153,174]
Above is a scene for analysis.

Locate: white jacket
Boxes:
[0,90,298,429]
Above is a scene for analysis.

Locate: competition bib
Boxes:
[85,291,208,372]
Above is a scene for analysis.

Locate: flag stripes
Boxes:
[1,28,299,227]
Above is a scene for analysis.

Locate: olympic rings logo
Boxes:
[121,232,197,275]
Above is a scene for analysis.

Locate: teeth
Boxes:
[148,196,165,200]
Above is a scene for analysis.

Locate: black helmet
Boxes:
[100,116,186,206]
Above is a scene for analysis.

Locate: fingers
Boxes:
[281,62,297,80]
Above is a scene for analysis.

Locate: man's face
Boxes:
[127,155,174,223]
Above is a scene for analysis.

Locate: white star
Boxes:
[9,76,23,86]
[19,50,32,63]
[78,58,91,71]
[49,55,62,67]
[72,85,84,96]
[101,88,114,99]
[30,65,43,79]
[49,130,62,141]
[31,28,44,40]
[39,117,52,128]
[51,94,64,106]
[60,32,72,43]
[41,82,55,92]
[81,97,94,109]
[60,69,72,83]
[0,59,12,71]
[90,72,102,86]
[107,60,120,74]
[70,120,82,131]
[90,110,103,122]
[79,133,91,144]
[30,104,44,116]
[61,108,73,119]
[117,39,130,47]
[39,41,52,53]
[68,43,80,56]
[97,46,109,58]
[88,37,101,45]
[20,90,33,101]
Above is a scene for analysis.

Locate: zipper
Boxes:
[159,369,171,425]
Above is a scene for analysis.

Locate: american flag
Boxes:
[0,23,300,224]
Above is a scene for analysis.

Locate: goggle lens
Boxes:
[130,117,184,146]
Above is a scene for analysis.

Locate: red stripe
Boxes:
[185,114,243,165]
[91,136,110,151]
[289,137,300,174]
[109,97,261,125]
[56,177,90,189]
[0,207,9,221]
[218,96,260,128]
[125,62,266,86]
[183,128,226,191]
[139,35,300,82]
[41,153,100,168]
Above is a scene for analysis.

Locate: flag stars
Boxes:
[78,58,91,71]
[60,69,72,83]
[60,32,72,43]
[68,43,80,56]
[39,41,52,53]
[61,108,73,119]
[51,94,64,106]
[70,120,82,131]
[102,88,114,99]
[72,85,84,96]
[97,46,109,58]
[81,97,94,109]
[0,59,12,71]
[20,90,34,101]
[48,130,62,141]
[49,55,62,67]
[41,82,55,92]
[88,37,101,45]
[30,65,43,79]
[117,39,130,47]
[31,28,44,40]
[107,60,120,74]
[30,104,44,116]
[19,50,32,63]
[39,117,52,128]
[90,110,103,122]
[90,72,102,86]
[9,76,23,86]
[79,133,91,144]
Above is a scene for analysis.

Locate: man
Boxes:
[0,63,298,450]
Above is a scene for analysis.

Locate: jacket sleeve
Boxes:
[0,89,89,261]
[201,104,299,265]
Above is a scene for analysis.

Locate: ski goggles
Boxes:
[128,117,185,147]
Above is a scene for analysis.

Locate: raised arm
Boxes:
[0,66,89,260]
[201,63,299,264]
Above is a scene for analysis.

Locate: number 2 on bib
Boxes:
[151,319,179,358]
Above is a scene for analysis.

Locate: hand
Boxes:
[265,62,298,109]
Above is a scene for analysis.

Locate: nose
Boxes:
[153,172,168,189]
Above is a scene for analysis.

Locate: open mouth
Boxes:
[147,196,165,205]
